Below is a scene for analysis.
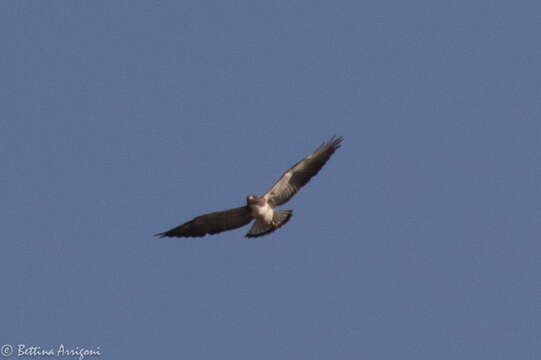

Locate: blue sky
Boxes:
[2,1,540,359]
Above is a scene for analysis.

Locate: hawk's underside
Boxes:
[156,136,343,238]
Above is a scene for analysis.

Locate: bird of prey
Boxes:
[156,136,343,238]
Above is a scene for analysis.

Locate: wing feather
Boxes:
[156,206,253,238]
[264,136,343,207]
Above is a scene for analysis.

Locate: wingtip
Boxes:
[329,135,343,148]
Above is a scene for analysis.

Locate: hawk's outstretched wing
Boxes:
[263,136,343,207]
[156,206,253,238]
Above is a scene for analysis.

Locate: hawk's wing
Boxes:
[263,136,343,207]
[156,206,253,238]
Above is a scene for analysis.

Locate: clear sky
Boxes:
[3,1,540,359]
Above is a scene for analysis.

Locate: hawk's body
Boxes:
[251,198,274,223]
[156,136,342,238]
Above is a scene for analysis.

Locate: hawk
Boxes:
[156,136,343,238]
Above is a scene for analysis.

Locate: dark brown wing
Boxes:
[156,206,253,238]
[263,136,343,207]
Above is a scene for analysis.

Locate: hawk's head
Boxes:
[246,194,264,206]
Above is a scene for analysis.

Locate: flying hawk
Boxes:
[156,136,343,238]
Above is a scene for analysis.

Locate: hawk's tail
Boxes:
[245,210,293,238]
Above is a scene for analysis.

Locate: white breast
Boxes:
[252,202,274,223]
